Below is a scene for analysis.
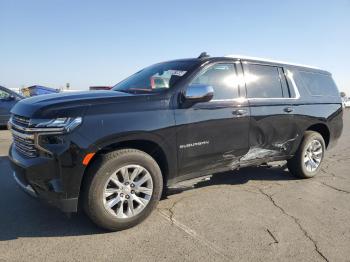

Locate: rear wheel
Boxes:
[287,131,325,178]
[83,149,163,231]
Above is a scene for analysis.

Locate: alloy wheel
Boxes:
[103,164,153,219]
[303,139,323,172]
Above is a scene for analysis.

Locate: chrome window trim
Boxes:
[286,69,301,99]
[190,61,244,102]
[225,54,322,70]
[209,70,300,102]
[242,62,301,100]
[210,97,247,102]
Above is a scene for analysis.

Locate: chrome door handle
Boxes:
[284,107,294,113]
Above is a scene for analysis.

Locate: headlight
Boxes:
[33,117,82,132]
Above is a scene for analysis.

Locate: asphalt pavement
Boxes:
[0,111,349,262]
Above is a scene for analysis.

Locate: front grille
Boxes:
[12,114,30,127]
[12,132,37,157]
[10,115,38,158]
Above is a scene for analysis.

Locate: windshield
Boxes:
[112,61,198,94]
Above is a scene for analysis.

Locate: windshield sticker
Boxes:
[169,70,187,76]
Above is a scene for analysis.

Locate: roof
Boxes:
[224,54,323,70]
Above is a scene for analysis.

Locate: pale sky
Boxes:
[1,0,349,95]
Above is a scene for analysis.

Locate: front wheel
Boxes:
[83,149,163,231]
[287,131,325,179]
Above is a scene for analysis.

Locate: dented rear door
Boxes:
[242,62,298,165]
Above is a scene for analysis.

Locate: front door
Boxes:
[175,62,250,178]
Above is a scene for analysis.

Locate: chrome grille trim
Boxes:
[10,115,38,158]
[13,143,37,157]
[13,115,30,127]
[12,134,35,146]
[14,142,37,153]
[11,128,35,140]
[9,114,67,158]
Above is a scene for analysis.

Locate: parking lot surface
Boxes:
[0,111,349,262]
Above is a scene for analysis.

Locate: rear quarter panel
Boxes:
[287,68,343,152]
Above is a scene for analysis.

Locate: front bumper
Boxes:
[9,144,79,213]
[12,171,37,197]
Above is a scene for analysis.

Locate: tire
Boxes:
[287,131,325,179]
[83,149,163,231]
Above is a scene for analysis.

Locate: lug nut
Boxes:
[131,190,135,194]
[124,182,129,186]
[120,193,124,197]
[125,195,130,199]
[130,183,135,188]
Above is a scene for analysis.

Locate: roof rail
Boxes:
[224,54,322,70]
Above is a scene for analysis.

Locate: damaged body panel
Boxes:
[248,99,299,156]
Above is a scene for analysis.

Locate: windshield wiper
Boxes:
[114,88,154,94]
[114,89,133,94]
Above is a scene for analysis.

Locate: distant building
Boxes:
[9,87,21,94]
[21,85,60,97]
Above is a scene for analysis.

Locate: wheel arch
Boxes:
[78,134,173,207]
[306,123,330,148]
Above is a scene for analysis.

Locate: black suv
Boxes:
[8,54,343,231]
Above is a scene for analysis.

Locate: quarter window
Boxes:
[191,63,240,100]
[245,64,284,98]
[299,71,339,97]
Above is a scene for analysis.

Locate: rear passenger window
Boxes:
[299,71,339,97]
[244,64,284,98]
[191,63,240,100]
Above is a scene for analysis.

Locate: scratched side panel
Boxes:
[242,99,299,167]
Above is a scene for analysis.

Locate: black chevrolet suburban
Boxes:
[8,54,343,231]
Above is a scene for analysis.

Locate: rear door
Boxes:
[242,62,299,163]
[175,62,250,177]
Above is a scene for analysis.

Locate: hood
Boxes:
[11,90,133,118]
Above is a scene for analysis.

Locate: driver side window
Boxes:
[191,63,240,100]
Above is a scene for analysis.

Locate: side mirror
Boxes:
[183,84,214,106]
[7,95,15,101]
